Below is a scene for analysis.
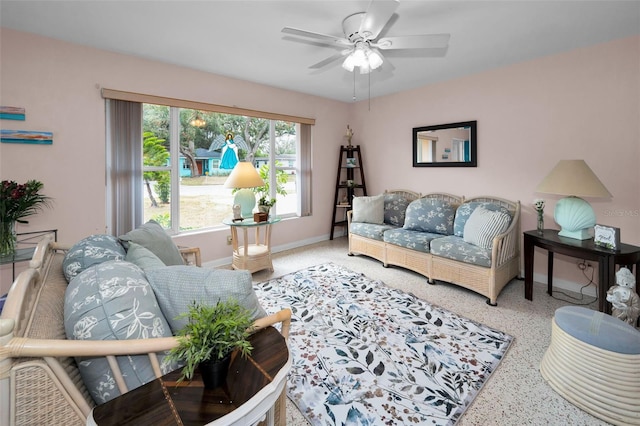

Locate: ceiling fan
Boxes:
[282,0,450,74]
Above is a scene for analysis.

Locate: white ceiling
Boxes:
[2,1,639,103]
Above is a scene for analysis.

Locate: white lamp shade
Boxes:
[536,160,611,240]
[224,162,264,189]
[535,160,611,198]
[224,162,264,218]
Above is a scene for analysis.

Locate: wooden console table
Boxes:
[87,326,290,426]
[523,229,640,314]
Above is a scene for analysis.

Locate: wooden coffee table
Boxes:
[87,326,290,426]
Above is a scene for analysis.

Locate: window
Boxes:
[105,90,314,236]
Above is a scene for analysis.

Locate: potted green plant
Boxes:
[257,195,276,215]
[167,300,254,388]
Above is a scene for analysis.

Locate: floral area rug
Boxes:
[253,263,513,426]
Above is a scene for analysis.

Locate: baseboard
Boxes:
[203,234,332,269]
[532,272,597,297]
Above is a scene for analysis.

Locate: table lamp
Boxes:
[224,162,265,218]
[535,159,611,240]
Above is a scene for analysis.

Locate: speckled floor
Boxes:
[250,237,612,426]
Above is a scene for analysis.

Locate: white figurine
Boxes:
[606,267,640,325]
[232,204,243,221]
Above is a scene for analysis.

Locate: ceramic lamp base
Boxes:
[234,188,256,218]
[554,196,596,240]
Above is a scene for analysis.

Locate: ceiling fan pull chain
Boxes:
[353,71,356,101]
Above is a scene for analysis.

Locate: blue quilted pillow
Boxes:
[403,198,455,235]
[62,234,126,282]
[146,266,267,333]
[64,260,177,404]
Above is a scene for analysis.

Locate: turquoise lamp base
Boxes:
[234,188,256,218]
[554,196,596,240]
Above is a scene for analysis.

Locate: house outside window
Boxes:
[141,104,307,233]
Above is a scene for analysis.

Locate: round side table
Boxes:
[223,217,281,273]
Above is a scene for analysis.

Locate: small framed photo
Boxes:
[594,224,620,251]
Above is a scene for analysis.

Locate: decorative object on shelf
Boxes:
[345,125,354,146]
[606,267,640,325]
[346,157,356,167]
[594,224,620,251]
[232,204,243,222]
[0,106,25,121]
[167,300,254,388]
[253,212,268,223]
[224,162,265,218]
[535,159,611,240]
[0,130,53,145]
[534,199,545,235]
[257,196,276,216]
[0,179,52,256]
[347,179,355,188]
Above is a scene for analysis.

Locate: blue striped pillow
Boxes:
[463,206,511,249]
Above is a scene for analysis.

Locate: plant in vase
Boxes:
[257,196,276,215]
[533,199,545,235]
[167,300,254,388]
[0,180,52,256]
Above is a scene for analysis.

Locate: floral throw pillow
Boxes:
[64,260,176,405]
[403,198,455,235]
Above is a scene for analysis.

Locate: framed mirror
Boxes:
[413,121,477,167]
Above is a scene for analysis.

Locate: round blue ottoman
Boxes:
[540,306,640,425]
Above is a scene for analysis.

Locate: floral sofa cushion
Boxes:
[403,198,455,235]
[384,193,410,227]
[64,260,177,405]
[62,234,126,282]
[429,235,492,268]
[350,222,397,241]
[453,202,512,237]
[383,229,443,253]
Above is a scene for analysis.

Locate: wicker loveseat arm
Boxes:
[0,235,291,426]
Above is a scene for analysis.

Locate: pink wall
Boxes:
[353,35,639,287]
[1,28,638,294]
[0,28,349,290]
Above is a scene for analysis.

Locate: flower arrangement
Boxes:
[1,180,52,255]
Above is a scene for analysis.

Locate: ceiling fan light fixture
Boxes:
[342,54,356,72]
[367,49,383,70]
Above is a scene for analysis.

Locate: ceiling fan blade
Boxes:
[282,27,352,47]
[375,34,450,50]
[359,0,399,39]
[309,51,350,69]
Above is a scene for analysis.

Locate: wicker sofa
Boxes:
[0,236,291,426]
[348,190,521,305]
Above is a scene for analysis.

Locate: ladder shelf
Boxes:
[330,145,367,240]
